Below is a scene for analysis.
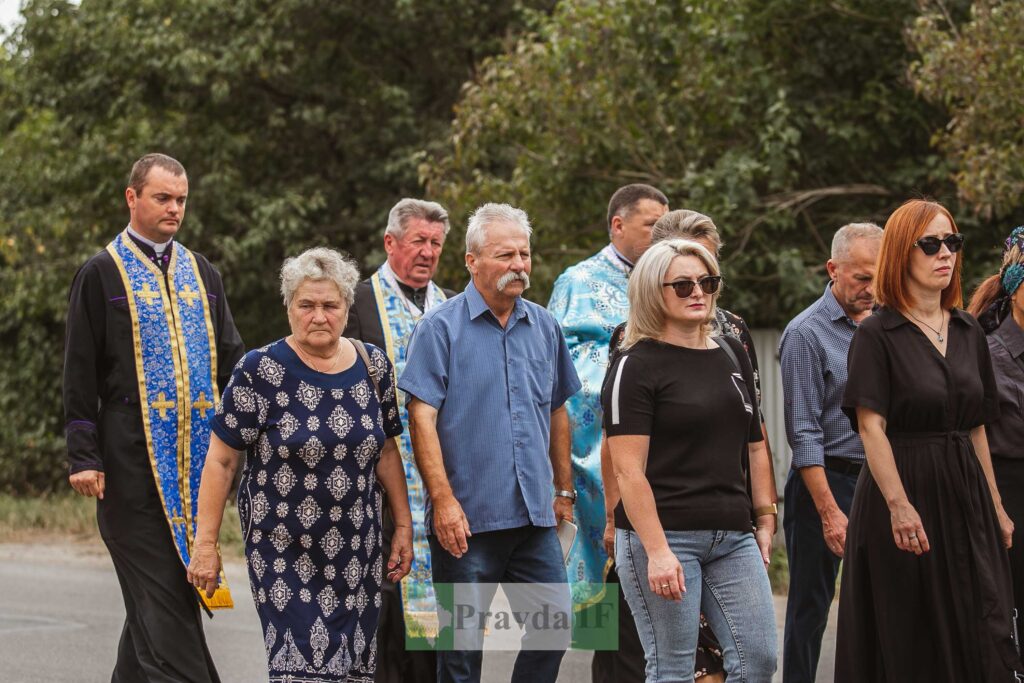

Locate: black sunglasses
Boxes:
[914,233,964,256]
[663,276,722,298]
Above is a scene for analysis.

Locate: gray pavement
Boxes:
[0,542,835,682]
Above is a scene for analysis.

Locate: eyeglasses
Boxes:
[662,276,722,298]
[914,234,964,256]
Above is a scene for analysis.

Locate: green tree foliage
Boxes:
[425,0,968,324]
[0,0,552,492]
[910,0,1024,221]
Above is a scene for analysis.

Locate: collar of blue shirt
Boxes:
[465,279,533,326]
[821,283,856,325]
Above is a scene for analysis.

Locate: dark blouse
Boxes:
[841,307,999,434]
[602,336,762,532]
[985,314,1024,460]
[609,307,762,406]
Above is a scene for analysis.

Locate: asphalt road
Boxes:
[0,542,835,682]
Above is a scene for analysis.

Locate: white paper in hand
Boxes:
[556,519,577,567]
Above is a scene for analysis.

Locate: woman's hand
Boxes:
[187,542,222,598]
[889,500,930,555]
[996,504,1014,550]
[387,524,414,582]
[647,546,685,602]
[603,519,616,558]
[754,526,774,566]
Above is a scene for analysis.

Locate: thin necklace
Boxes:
[906,309,946,342]
[292,338,342,373]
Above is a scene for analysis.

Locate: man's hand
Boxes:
[820,505,849,558]
[553,495,574,524]
[433,494,471,559]
[69,469,105,499]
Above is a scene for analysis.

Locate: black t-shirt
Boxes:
[601,336,763,532]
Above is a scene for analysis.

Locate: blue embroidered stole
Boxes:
[106,231,232,609]
[371,265,446,628]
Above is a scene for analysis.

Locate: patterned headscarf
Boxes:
[1000,226,1024,297]
[979,226,1024,332]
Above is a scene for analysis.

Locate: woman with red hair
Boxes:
[835,199,1021,681]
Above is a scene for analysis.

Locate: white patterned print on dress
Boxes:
[258,356,286,387]
[269,577,292,611]
[320,527,343,560]
[278,412,299,441]
[273,463,297,497]
[296,381,323,412]
[294,552,316,584]
[299,436,325,469]
[296,496,322,530]
[327,405,353,440]
[317,585,339,618]
[350,380,371,410]
[251,492,269,525]
[326,467,351,501]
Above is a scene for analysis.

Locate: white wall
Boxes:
[751,328,791,497]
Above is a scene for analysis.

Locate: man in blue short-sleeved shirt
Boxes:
[399,203,581,683]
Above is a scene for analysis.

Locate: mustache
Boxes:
[497,271,530,292]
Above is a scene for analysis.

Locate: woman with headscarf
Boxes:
[968,225,1024,642]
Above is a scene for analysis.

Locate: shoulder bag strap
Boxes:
[712,335,743,376]
[349,338,382,400]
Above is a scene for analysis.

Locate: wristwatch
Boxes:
[753,503,778,517]
[554,489,578,502]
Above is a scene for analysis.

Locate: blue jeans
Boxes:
[782,467,857,683]
[430,525,568,683]
[616,528,777,683]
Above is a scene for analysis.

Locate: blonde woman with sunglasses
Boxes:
[602,239,778,682]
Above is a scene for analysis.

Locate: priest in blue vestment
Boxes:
[343,198,457,683]
[548,184,667,682]
[63,154,244,682]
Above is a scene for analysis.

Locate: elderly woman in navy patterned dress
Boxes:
[188,247,413,683]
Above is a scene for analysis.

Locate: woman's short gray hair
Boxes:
[651,210,723,255]
[465,203,532,254]
[279,247,360,306]
[385,198,451,238]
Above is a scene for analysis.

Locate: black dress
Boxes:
[836,307,1022,682]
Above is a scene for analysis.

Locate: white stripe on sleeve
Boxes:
[611,356,629,426]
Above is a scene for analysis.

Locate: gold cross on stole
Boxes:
[136,282,161,305]
[150,392,176,419]
[193,391,214,417]
[179,285,201,307]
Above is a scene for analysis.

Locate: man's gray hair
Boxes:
[385,198,451,239]
[465,203,532,254]
[831,222,883,261]
[279,247,360,306]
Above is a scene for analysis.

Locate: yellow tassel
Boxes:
[197,567,234,610]
[199,584,234,610]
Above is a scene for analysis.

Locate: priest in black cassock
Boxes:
[63,153,244,682]
[343,198,457,683]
